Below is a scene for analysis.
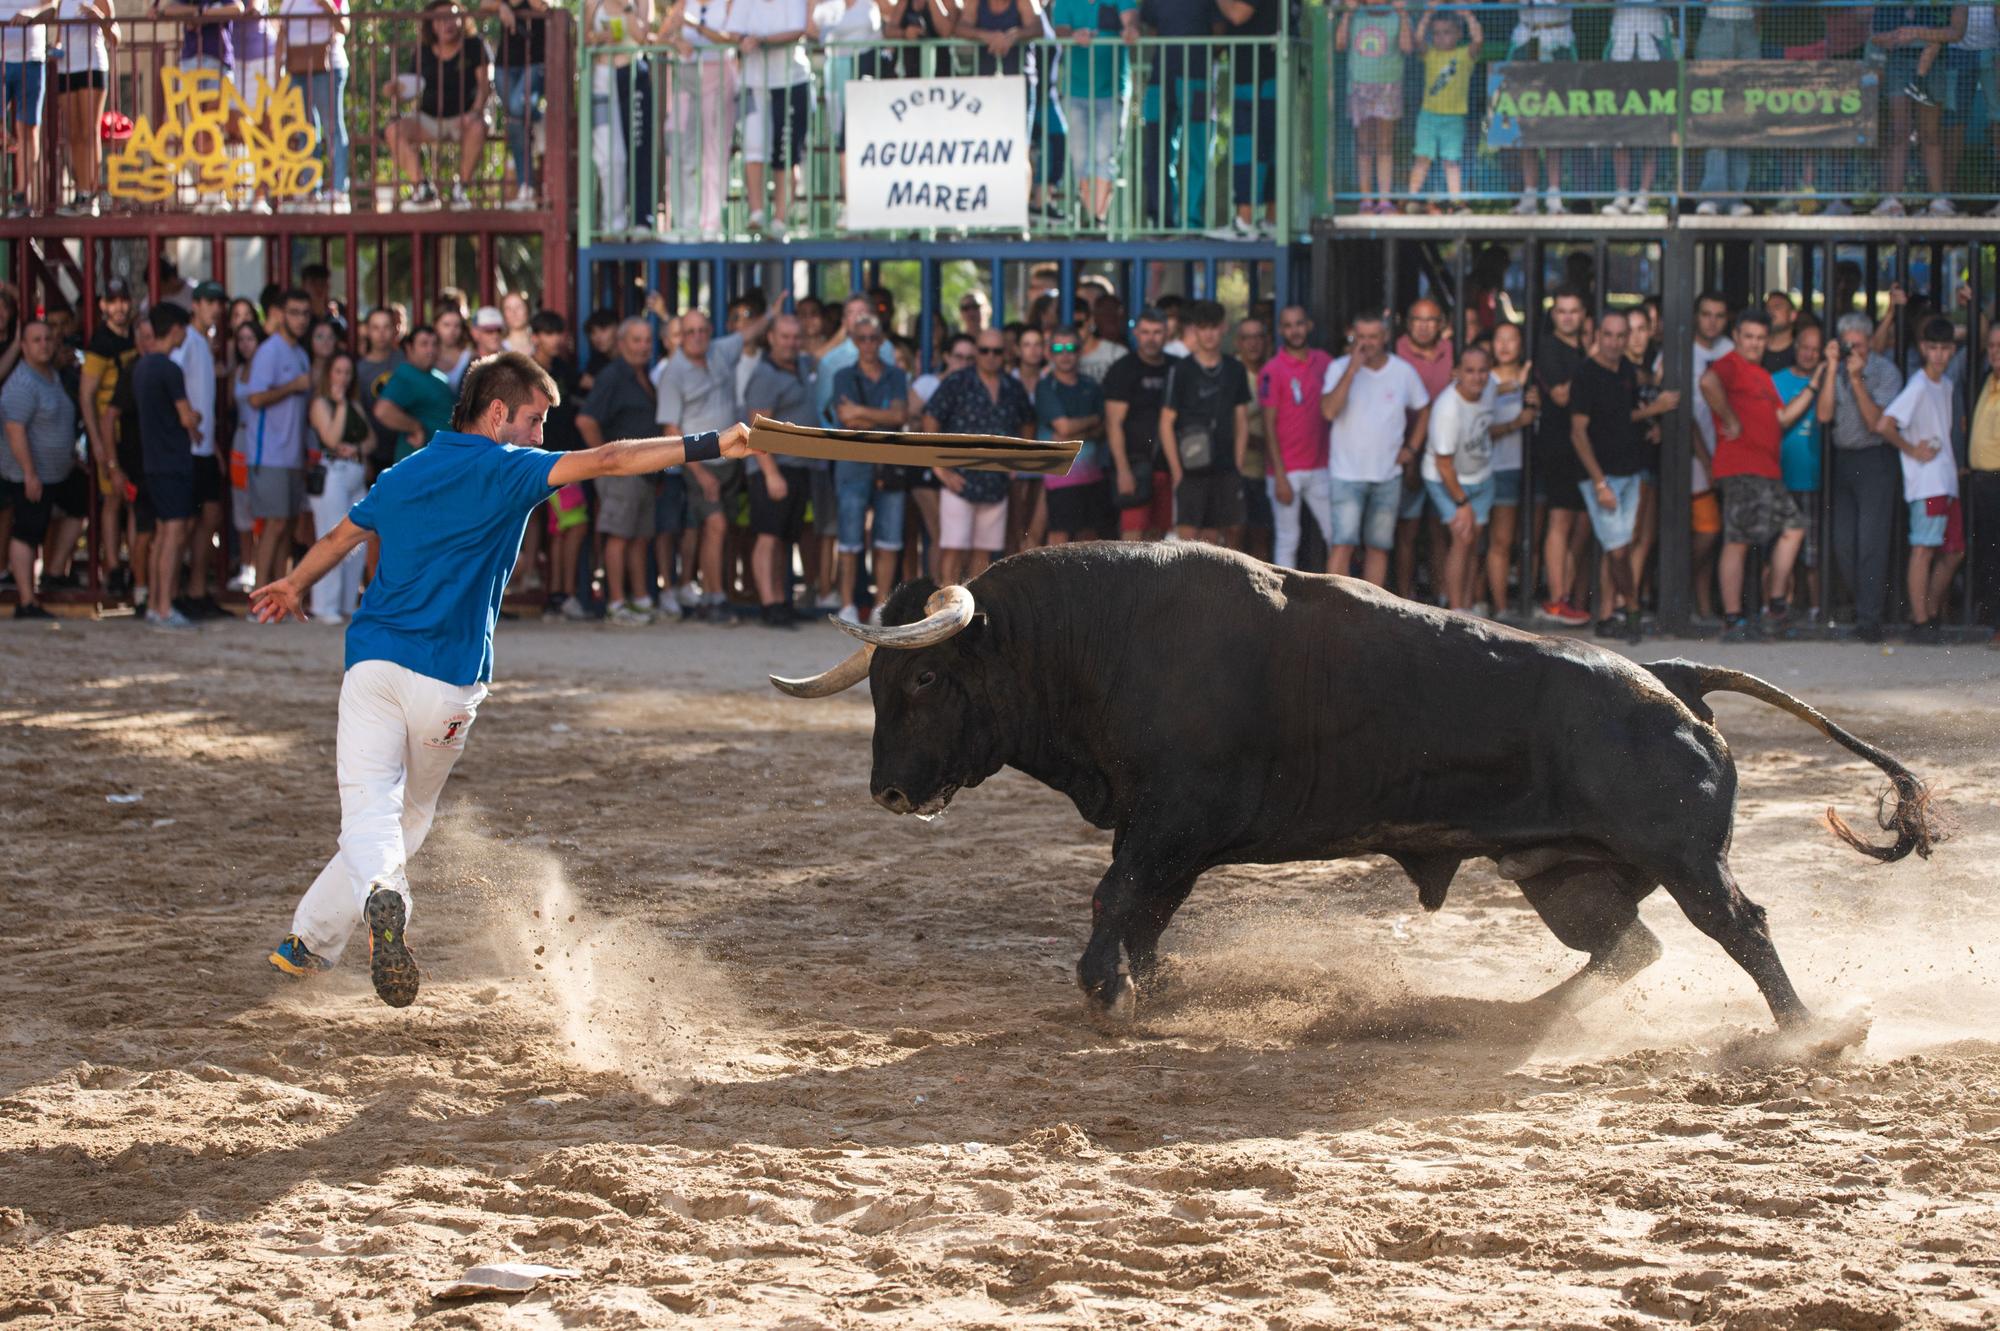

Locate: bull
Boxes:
[772,543,1939,1033]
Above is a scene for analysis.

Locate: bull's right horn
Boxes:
[832,585,976,650]
[771,644,875,698]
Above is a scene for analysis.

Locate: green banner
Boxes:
[1485,60,1878,150]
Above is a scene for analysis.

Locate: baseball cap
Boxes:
[192,280,227,303]
[473,305,505,330]
[102,277,132,302]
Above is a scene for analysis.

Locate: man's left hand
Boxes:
[249,578,304,623]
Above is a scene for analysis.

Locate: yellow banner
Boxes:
[107,67,322,202]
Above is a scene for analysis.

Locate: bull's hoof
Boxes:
[1079,971,1137,1025]
[1722,1009,1872,1066]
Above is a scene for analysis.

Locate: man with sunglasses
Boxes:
[922,329,1033,585]
[826,314,909,623]
[1037,331,1109,543]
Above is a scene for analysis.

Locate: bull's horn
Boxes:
[770,644,875,698]
[832,585,976,649]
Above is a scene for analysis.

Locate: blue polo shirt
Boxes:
[344,430,560,685]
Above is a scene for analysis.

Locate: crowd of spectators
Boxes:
[4,267,1998,647]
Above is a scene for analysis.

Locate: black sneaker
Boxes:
[1624,608,1643,645]
[1905,621,1944,645]
[761,603,796,629]
[173,596,205,620]
[197,596,235,619]
[1594,616,1622,639]
[702,602,736,627]
[364,888,420,1008]
[1856,622,1885,644]
[1721,615,1759,643]
[106,566,132,599]
[38,569,78,593]
[13,602,53,620]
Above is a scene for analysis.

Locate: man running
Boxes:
[255,351,751,1006]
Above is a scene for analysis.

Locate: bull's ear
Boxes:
[879,578,940,629]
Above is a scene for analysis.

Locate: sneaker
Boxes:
[1856,621,1885,644]
[12,602,52,620]
[747,208,766,233]
[1512,192,1538,216]
[106,566,132,599]
[561,594,594,621]
[268,934,331,978]
[364,888,420,1008]
[1631,192,1654,213]
[1905,620,1944,645]
[1927,197,1957,217]
[506,184,537,211]
[448,182,472,209]
[1824,199,1854,216]
[1986,200,2000,219]
[329,190,352,214]
[701,602,736,626]
[1601,195,1631,216]
[541,597,565,622]
[813,589,843,612]
[1721,615,1760,643]
[1555,601,1592,627]
[1695,200,1720,216]
[767,216,788,240]
[1902,80,1936,108]
[172,595,205,620]
[195,595,234,619]
[1624,608,1643,645]
[675,583,702,611]
[405,182,441,212]
[1593,616,1622,639]
[607,601,652,626]
[1231,215,1258,238]
[761,603,797,629]
[836,603,861,625]
[149,608,197,631]
[1872,197,1906,217]
[630,594,657,614]
[1543,192,1566,215]
[1728,202,1754,217]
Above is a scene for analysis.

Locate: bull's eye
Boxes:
[912,670,939,693]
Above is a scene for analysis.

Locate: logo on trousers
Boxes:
[426,714,474,748]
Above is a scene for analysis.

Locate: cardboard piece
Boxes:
[749,415,1079,476]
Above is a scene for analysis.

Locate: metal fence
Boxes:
[576,32,1308,245]
[1310,0,2000,217]
[1,8,571,218]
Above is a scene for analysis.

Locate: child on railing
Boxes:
[1403,0,1477,213]
[1335,0,1412,215]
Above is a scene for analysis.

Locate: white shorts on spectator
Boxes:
[940,489,1007,551]
[288,660,486,963]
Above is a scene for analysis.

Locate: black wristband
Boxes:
[684,430,721,464]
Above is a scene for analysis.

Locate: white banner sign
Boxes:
[844,76,1027,231]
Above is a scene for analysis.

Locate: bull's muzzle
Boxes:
[768,586,977,698]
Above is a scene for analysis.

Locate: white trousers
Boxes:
[666,57,735,233]
[1270,467,1335,571]
[290,660,486,961]
[307,459,369,620]
[592,93,629,233]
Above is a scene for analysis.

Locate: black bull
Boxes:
[773,543,1940,1031]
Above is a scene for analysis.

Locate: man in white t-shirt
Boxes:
[730,0,812,235]
[1876,316,1964,642]
[1689,291,1735,619]
[1422,346,1496,611]
[1320,312,1430,588]
[172,280,227,618]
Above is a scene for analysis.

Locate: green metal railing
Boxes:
[1309,0,2000,217]
[576,33,1307,245]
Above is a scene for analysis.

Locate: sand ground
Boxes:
[2,612,1998,1329]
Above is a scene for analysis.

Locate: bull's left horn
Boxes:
[832,585,976,649]
[771,644,876,698]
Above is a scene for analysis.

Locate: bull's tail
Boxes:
[1643,659,1940,864]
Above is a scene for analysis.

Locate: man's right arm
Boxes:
[6,419,37,500]
[1320,357,1357,422]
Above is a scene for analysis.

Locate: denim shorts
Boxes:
[1327,475,1403,550]
[1491,467,1523,507]
[1399,481,1428,521]
[1427,475,1495,526]
[835,460,905,553]
[2,60,45,127]
[1578,473,1643,551]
